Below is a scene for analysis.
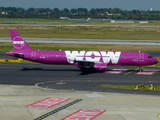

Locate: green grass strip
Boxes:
[96,84,160,92]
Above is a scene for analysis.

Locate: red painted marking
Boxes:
[104,69,128,74]
[105,71,123,74]
[143,69,160,72]
[61,109,106,120]
[26,98,71,108]
[112,69,128,71]
[136,72,156,75]
[136,69,159,75]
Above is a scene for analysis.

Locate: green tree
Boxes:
[63,8,69,13]
[89,8,95,15]
[110,8,122,13]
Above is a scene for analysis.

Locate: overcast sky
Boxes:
[0,0,160,10]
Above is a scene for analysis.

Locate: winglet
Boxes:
[10,30,32,51]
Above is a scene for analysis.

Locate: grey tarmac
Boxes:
[0,63,160,120]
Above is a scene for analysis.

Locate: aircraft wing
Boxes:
[74,59,95,64]
[73,60,107,71]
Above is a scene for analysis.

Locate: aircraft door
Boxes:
[31,51,36,60]
[139,53,144,62]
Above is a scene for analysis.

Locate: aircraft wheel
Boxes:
[138,66,143,72]
[139,69,143,72]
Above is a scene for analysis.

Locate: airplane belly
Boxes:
[118,58,138,66]
[51,57,68,64]
[120,59,146,66]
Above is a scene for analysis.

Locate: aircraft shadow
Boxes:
[21,67,80,72]
[21,67,102,75]
[21,67,159,76]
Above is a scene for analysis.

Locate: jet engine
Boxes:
[94,63,107,71]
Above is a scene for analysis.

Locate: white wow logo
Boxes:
[13,36,25,49]
[13,41,24,44]
[65,51,121,64]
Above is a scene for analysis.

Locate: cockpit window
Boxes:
[148,56,153,58]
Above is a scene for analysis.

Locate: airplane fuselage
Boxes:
[8,50,157,66]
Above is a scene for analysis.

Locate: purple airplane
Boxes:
[7,30,158,72]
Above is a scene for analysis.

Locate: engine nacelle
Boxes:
[94,63,107,71]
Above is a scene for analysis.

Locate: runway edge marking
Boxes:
[34,99,82,120]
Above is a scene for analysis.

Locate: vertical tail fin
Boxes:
[10,30,32,51]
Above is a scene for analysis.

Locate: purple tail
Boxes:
[10,30,32,51]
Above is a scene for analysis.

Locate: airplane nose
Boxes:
[153,58,158,64]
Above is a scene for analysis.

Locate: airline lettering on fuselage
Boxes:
[65,51,121,64]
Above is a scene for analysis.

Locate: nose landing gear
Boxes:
[138,66,143,72]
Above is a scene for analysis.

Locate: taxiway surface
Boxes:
[0,63,160,120]
[0,63,160,95]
